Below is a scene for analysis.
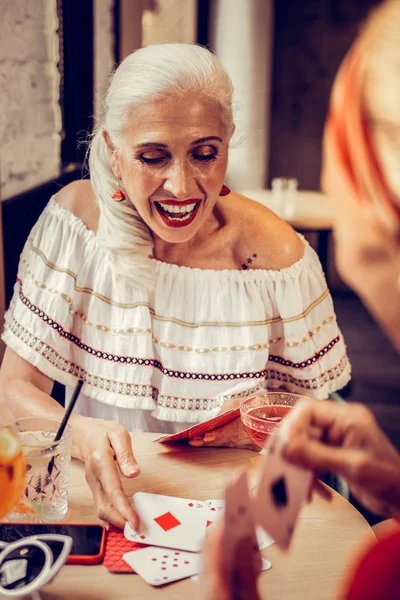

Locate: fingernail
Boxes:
[190,437,203,446]
[127,521,138,534]
[203,434,215,443]
[126,465,139,476]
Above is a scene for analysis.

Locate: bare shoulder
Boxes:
[55,180,99,232]
[226,192,304,270]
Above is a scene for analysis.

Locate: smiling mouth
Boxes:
[154,200,201,228]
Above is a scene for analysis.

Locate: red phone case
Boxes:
[67,523,107,565]
[103,525,147,573]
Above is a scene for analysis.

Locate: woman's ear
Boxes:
[102,130,120,178]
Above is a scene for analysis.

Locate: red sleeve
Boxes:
[341,528,400,600]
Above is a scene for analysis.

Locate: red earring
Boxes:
[219,184,231,196]
[112,180,126,202]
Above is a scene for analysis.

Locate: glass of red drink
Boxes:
[240,392,309,448]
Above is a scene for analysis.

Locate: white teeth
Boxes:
[158,202,197,214]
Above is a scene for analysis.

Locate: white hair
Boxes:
[88,43,234,289]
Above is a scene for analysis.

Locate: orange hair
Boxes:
[326,38,400,233]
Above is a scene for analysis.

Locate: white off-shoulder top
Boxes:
[3,197,351,433]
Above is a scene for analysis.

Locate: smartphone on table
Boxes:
[0,522,107,565]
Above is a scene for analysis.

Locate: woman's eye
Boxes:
[139,153,167,165]
[192,146,218,162]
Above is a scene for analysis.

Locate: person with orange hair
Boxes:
[199,0,400,598]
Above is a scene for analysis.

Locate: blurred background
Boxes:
[0,0,398,485]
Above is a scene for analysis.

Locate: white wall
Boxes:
[0,0,61,201]
[209,0,274,189]
[142,0,196,46]
[94,0,115,120]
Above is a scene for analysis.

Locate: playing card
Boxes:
[154,408,240,443]
[204,499,225,528]
[123,546,201,586]
[125,493,207,552]
[252,434,313,549]
[204,498,274,550]
[221,471,262,578]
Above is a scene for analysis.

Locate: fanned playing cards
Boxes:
[154,408,240,443]
[121,489,275,587]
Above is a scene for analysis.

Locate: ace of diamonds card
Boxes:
[125,492,207,552]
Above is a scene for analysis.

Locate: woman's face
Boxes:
[108,92,231,244]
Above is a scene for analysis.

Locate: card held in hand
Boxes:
[221,471,262,578]
[154,408,240,443]
[204,498,274,550]
[252,434,313,549]
[125,492,207,552]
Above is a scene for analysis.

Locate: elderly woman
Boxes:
[200,1,400,598]
[0,44,349,527]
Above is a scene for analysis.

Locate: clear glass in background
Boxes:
[240,392,308,449]
[0,402,26,519]
[7,417,72,523]
[271,177,299,218]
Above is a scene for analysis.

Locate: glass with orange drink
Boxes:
[0,401,26,520]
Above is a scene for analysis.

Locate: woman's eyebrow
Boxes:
[133,136,222,150]
[134,142,168,150]
[191,136,223,145]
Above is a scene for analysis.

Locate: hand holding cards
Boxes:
[154,408,240,443]
[252,433,313,549]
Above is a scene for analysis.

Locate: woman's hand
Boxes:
[280,399,400,517]
[198,521,262,600]
[189,416,260,451]
[73,416,141,529]
[188,398,260,451]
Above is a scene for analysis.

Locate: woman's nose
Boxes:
[163,163,192,198]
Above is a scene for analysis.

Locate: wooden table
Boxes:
[238,189,334,273]
[40,433,374,600]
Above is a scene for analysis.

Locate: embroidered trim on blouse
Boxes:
[153,316,336,353]
[20,246,331,327]
[265,355,349,391]
[17,278,341,379]
[156,383,268,411]
[19,262,338,347]
[21,258,152,335]
[5,317,267,411]
[6,316,349,408]
[17,287,269,380]
[269,336,340,368]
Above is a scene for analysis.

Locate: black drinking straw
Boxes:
[54,379,84,442]
[47,379,84,475]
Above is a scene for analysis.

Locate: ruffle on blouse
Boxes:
[3,196,351,423]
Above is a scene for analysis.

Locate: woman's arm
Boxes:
[0,347,86,458]
[0,347,141,529]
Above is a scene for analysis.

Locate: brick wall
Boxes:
[0,0,61,201]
